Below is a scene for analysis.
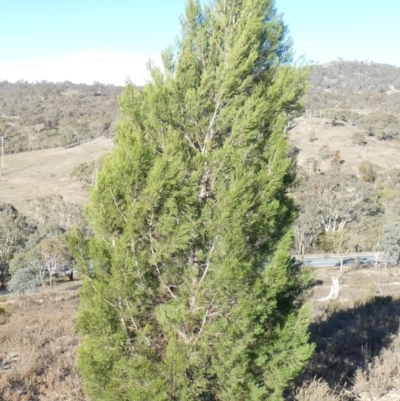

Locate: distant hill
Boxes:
[0,81,123,153]
[305,61,400,141]
[1,61,400,180]
[308,61,400,113]
[0,136,113,214]
[289,61,400,176]
[1,61,399,154]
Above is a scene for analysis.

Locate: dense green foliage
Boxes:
[70,1,314,400]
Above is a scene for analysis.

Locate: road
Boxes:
[295,252,396,268]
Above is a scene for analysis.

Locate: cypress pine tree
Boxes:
[70,1,314,399]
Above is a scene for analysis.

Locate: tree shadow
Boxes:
[288,296,400,396]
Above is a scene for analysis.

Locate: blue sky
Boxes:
[0,0,399,86]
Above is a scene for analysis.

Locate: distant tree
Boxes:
[0,204,34,285]
[31,195,84,230]
[376,188,400,216]
[305,157,318,176]
[36,235,73,285]
[70,158,104,187]
[330,150,341,171]
[297,173,375,232]
[319,144,333,160]
[381,168,400,188]
[380,224,400,268]
[10,234,72,285]
[319,229,351,271]
[293,208,321,261]
[33,123,45,135]
[348,217,386,267]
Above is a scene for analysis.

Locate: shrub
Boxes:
[352,131,365,145]
[352,330,400,399]
[0,305,10,318]
[7,267,41,295]
[294,378,338,401]
[71,0,314,399]
[319,144,333,159]
[358,161,378,182]
[330,150,341,171]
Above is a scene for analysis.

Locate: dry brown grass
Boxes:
[0,282,87,401]
[294,331,400,401]
[352,330,400,400]
[289,117,400,176]
[0,137,113,215]
[294,378,338,401]
[1,267,400,401]
[289,267,400,401]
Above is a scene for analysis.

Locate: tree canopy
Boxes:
[70,1,314,400]
[0,203,35,284]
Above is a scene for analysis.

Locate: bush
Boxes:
[358,161,378,183]
[319,144,333,159]
[0,305,10,325]
[294,378,338,401]
[71,1,314,399]
[352,131,365,145]
[0,305,10,318]
[7,267,41,295]
[70,158,103,186]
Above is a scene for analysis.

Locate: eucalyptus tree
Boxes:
[297,172,375,232]
[0,203,34,285]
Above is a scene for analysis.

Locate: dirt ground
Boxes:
[312,265,400,308]
[0,137,113,214]
[0,280,87,401]
[288,117,400,175]
[286,266,400,401]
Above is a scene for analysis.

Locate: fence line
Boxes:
[0,134,102,155]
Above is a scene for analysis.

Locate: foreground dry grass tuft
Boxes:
[0,284,87,401]
[352,329,400,400]
[294,329,400,401]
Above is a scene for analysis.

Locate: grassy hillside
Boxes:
[308,61,400,115]
[0,81,122,153]
[0,136,113,214]
[291,61,400,176]
[287,62,400,261]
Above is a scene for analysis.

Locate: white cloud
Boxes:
[0,50,162,86]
